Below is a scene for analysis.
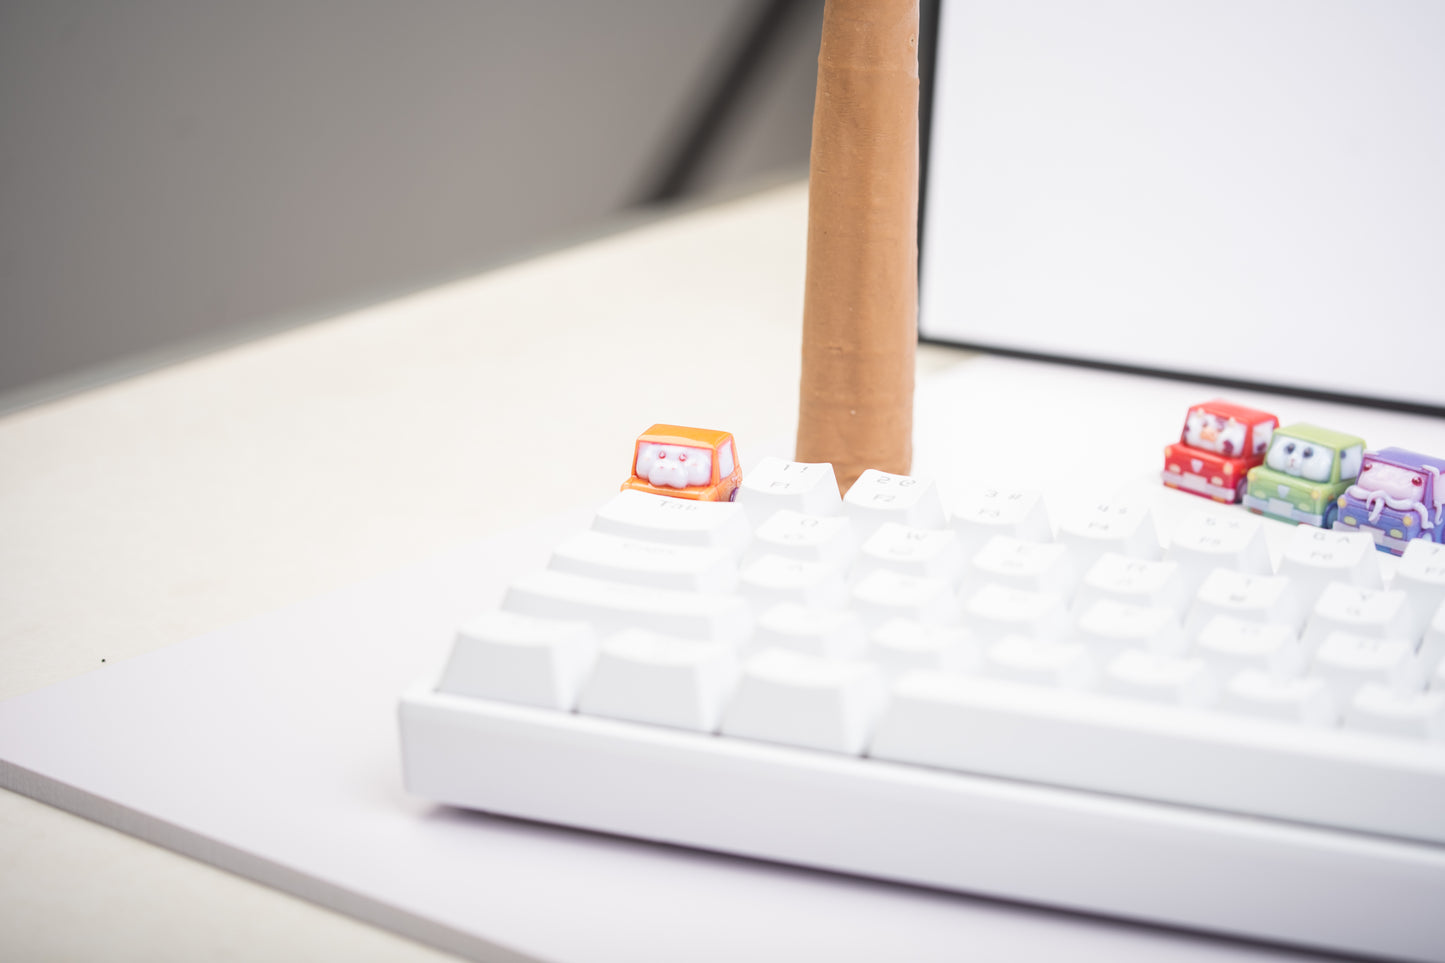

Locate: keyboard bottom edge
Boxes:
[399,685,1445,963]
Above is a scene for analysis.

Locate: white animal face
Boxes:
[1265,435,1335,483]
[635,442,712,489]
[1183,409,1246,456]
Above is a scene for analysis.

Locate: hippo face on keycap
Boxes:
[1355,460,1427,503]
[1265,434,1335,483]
[636,443,712,490]
[622,425,742,502]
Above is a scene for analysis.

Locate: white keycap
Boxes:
[857,523,965,581]
[1303,584,1417,648]
[1344,684,1445,740]
[1422,600,1445,672]
[577,629,739,732]
[1193,616,1299,679]
[970,536,1076,596]
[851,569,958,626]
[1057,497,1159,562]
[1166,511,1270,595]
[722,648,886,754]
[870,672,1445,841]
[745,510,857,567]
[1073,553,1187,614]
[1277,527,1382,608]
[1312,632,1425,700]
[437,611,598,710]
[739,554,849,610]
[503,570,752,643]
[1075,599,1187,657]
[1102,649,1217,707]
[984,636,1095,688]
[869,619,977,674]
[1220,670,1337,726]
[960,584,1070,643]
[948,485,1051,549]
[549,531,736,594]
[736,457,843,523]
[1395,540,1445,632]
[842,469,946,534]
[754,603,867,660]
[593,490,751,555]
[1186,571,1304,636]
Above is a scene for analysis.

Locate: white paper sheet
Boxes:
[5,358,1442,962]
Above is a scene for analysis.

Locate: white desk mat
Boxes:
[9,358,1434,963]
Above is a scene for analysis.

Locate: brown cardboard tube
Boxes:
[795,0,919,494]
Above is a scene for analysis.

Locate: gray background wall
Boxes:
[0,1,822,404]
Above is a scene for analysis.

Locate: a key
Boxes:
[503,570,753,643]
[1276,527,1382,609]
[549,531,736,594]
[947,485,1051,550]
[960,583,1071,643]
[1303,584,1417,648]
[1073,552,1187,614]
[744,510,857,568]
[738,553,849,610]
[721,648,886,754]
[593,490,751,555]
[1421,599,1445,671]
[437,611,598,710]
[1185,571,1304,636]
[736,457,843,523]
[1166,511,1271,596]
[870,672,1445,842]
[1394,540,1445,634]
[1075,599,1187,657]
[850,569,958,627]
[754,603,867,660]
[1312,632,1425,700]
[1057,497,1159,562]
[969,536,1076,596]
[1219,670,1337,727]
[842,469,946,534]
[1344,684,1445,741]
[869,619,977,674]
[856,523,965,582]
[1193,616,1299,679]
[983,636,1095,688]
[1101,649,1217,707]
[576,629,739,732]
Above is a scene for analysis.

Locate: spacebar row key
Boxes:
[867,673,1445,844]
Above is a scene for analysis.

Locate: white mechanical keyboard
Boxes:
[399,457,1445,962]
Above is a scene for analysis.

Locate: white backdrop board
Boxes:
[919,0,1445,411]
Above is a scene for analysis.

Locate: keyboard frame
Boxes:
[400,679,1445,963]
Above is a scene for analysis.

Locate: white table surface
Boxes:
[0,181,1345,962]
